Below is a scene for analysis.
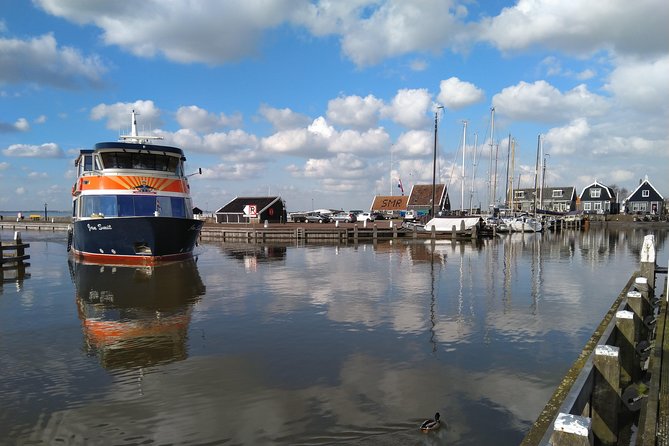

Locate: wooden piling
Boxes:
[551,413,593,446]
[615,310,638,388]
[592,345,620,445]
[639,234,656,289]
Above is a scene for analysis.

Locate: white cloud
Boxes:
[3,143,64,158]
[478,0,669,58]
[326,94,384,129]
[90,100,162,131]
[543,118,591,156]
[259,105,311,131]
[176,105,242,132]
[0,162,9,170]
[493,80,609,123]
[36,0,298,64]
[383,89,431,129]
[605,55,669,113]
[297,0,462,66]
[437,77,485,110]
[395,130,432,157]
[0,33,106,88]
[0,117,30,133]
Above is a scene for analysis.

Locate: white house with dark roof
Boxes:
[623,176,664,216]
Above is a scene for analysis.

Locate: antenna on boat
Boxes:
[120,109,163,143]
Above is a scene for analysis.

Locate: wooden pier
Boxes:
[1,231,31,284]
[521,234,668,445]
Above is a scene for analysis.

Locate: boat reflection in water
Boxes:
[69,258,205,369]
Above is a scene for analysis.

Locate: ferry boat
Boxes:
[68,111,203,265]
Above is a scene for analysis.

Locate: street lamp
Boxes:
[44,202,48,221]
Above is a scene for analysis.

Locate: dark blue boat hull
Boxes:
[71,217,203,264]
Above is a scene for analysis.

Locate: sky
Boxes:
[1,0,668,213]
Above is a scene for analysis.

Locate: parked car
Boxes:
[305,212,330,223]
[371,212,386,220]
[331,212,357,223]
[403,210,418,222]
[356,212,376,222]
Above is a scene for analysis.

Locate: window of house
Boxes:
[642,190,649,197]
[593,202,602,211]
[514,191,525,199]
[584,202,591,211]
[591,188,601,198]
[552,190,563,197]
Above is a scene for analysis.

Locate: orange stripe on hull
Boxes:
[79,176,188,193]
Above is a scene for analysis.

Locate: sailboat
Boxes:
[416,109,483,234]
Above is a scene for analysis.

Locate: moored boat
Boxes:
[68,111,203,265]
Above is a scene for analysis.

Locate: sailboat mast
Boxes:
[488,107,495,210]
[469,132,478,214]
[461,120,467,213]
[432,108,442,217]
[533,134,541,215]
[504,134,511,208]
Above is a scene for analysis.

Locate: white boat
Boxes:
[422,215,483,232]
[508,215,542,232]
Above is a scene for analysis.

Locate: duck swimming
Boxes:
[420,412,441,432]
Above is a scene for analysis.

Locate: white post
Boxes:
[551,412,593,446]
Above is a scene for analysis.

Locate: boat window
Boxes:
[134,196,157,216]
[82,195,118,218]
[79,194,189,218]
[100,152,180,173]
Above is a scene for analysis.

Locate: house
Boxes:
[406,184,450,217]
[215,196,287,224]
[578,181,618,214]
[511,186,577,213]
[623,177,665,216]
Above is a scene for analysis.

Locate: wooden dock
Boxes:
[521,234,669,445]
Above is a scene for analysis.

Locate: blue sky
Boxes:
[1,0,668,213]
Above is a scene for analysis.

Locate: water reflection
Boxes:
[217,242,287,271]
[69,259,205,369]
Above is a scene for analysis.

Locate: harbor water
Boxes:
[1,227,667,445]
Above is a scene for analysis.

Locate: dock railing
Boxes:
[521,234,667,446]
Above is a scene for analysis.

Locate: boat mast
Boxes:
[504,133,511,208]
[533,134,541,216]
[487,107,495,210]
[432,107,443,217]
[469,132,478,214]
[461,120,467,213]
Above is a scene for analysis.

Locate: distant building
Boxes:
[578,181,618,214]
[512,186,577,213]
[215,196,287,223]
[406,184,450,217]
[623,177,664,216]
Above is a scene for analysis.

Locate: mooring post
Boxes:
[354,224,358,242]
[15,231,24,258]
[373,223,377,240]
[639,234,655,290]
[431,224,436,240]
[451,224,456,240]
[627,288,652,342]
[592,345,620,445]
[615,310,638,388]
[551,413,593,446]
